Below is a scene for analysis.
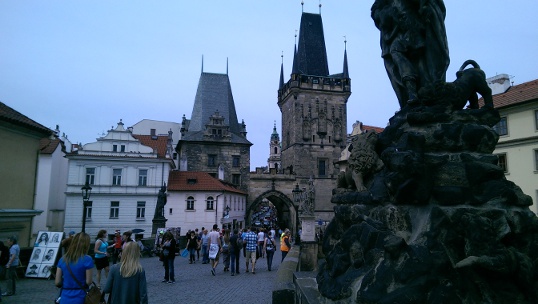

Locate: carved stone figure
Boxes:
[347,131,384,192]
[154,185,167,219]
[453,60,493,109]
[371,0,449,108]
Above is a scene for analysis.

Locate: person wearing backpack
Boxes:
[263,231,277,271]
[229,229,241,276]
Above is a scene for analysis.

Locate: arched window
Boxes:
[274,147,278,154]
[206,196,214,210]
[186,196,195,210]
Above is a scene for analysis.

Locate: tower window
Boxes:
[208,154,217,167]
[233,156,240,167]
[318,159,326,176]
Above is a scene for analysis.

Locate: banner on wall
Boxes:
[26,231,64,279]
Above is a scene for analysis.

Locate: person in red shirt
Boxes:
[112,230,122,264]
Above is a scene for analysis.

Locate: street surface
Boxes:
[3,247,282,304]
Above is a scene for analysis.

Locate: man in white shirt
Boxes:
[207,224,221,276]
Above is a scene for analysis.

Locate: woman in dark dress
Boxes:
[161,231,176,283]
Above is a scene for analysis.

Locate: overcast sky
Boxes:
[1,1,537,168]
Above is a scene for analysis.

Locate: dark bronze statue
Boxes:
[372,0,449,108]
[453,60,493,109]
[154,184,167,219]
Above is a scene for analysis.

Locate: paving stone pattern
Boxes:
[4,246,282,304]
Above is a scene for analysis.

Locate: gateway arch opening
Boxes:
[249,191,297,235]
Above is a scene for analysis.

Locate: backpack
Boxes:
[236,237,243,248]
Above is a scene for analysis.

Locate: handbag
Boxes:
[181,248,189,258]
[65,263,106,304]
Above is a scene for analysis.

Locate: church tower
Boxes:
[277,11,351,217]
[267,122,281,171]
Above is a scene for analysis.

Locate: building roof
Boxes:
[481,78,538,108]
[189,72,241,134]
[294,13,329,76]
[39,137,64,154]
[362,124,385,134]
[132,134,170,158]
[168,171,247,195]
[0,101,52,136]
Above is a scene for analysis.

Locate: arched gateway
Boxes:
[248,190,297,235]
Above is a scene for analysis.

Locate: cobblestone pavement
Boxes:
[2,248,282,304]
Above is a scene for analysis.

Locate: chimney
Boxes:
[487,74,511,95]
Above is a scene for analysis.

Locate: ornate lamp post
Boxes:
[81,182,92,233]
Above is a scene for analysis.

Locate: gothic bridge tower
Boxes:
[277,11,351,221]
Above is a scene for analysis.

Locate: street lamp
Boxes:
[81,181,92,233]
[292,183,302,205]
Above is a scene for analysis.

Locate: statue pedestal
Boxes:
[152,217,167,236]
[299,215,318,271]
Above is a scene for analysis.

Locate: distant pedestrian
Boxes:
[201,229,209,264]
[264,231,277,271]
[61,231,76,255]
[160,231,176,283]
[2,236,20,297]
[112,230,122,264]
[0,240,10,300]
[186,231,199,264]
[195,228,201,260]
[243,227,258,274]
[54,233,94,304]
[208,224,221,276]
[221,229,230,272]
[257,228,266,258]
[94,229,113,286]
[103,242,148,304]
[229,229,241,276]
[281,230,292,262]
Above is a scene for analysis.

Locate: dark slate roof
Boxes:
[0,101,52,136]
[189,72,240,134]
[180,130,252,145]
[295,13,329,76]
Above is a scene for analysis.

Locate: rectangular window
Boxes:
[535,110,538,130]
[113,145,118,152]
[138,169,148,186]
[208,154,217,167]
[493,117,508,136]
[232,156,240,167]
[150,129,156,136]
[110,201,119,218]
[169,208,173,215]
[85,201,93,219]
[85,168,95,185]
[112,169,122,185]
[535,150,538,171]
[232,174,241,185]
[318,159,326,176]
[497,153,508,173]
[136,201,146,219]
[120,145,126,152]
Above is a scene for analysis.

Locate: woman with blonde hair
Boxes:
[55,232,94,304]
[103,241,148,304]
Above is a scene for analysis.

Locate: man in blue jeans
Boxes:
[229,229,241,276]
[2,236,19,297]
[201,229,209,264]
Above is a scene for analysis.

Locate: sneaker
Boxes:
[161,280,168,283]
[211,268,215,276]
[168,281,175,284]
[231,273,235,276]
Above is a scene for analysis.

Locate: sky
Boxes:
[1,1,537,168]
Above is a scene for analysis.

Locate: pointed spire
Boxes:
[292,31,299,74]
[301,0,304,13]
[201,55,204,74]
[279,52,285,89]
[319,0,322,14]
[343,37,349,78]
[226,57,229,75]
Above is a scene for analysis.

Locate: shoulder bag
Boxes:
[65,262,105,304]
